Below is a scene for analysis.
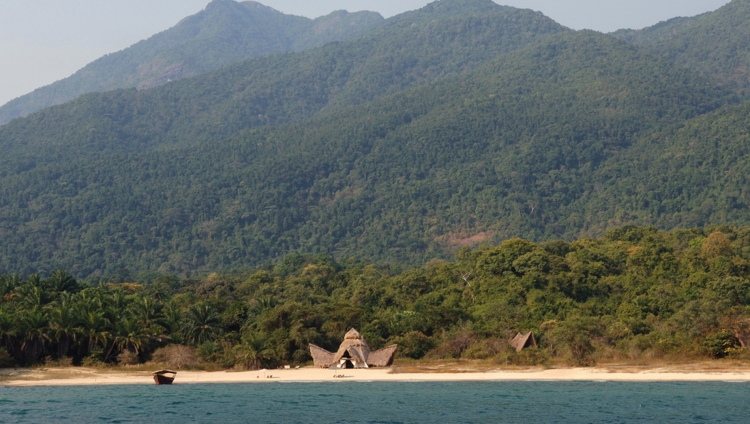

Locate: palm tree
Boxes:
[20,308,50,360]
[17,285,51,309]
[0,275,12,298]
[105,289,128,324]
[162,301,183,333]
[45,269,79,293]
[182,303,221,345]
[79,286,107,307]
[26,273,43,288]
[130,296,163,328]
[76,288,105,317]
[106,318,150,361]
[78,311,111,355]
[234,332,275,370]
[148,280,172,301]
[0,309,17,355]
[48,305,79,358]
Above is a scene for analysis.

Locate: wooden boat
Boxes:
[153,369,177,385]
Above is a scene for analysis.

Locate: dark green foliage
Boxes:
[612,0,750,98]
[0,0,749,284]
[1,227,749,368]
[0,348,14,368]
[0,0,385,124]
[0,3,575,277]
[0,2,565,169]
[577,102,750,233]
[703,331,741,358]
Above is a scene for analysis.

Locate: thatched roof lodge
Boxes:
[309,329,398,369]
[510,332,537,352]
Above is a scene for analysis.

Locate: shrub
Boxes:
[117,351,139,366]
[151,345,198,369]
[392,331,435,359]
[81,356,104,367]
[463,338,507,359]
[545,317,602,366]
[82,348,105,367]
[703,331,741,358]
[0,348,14,368]
[506,347,549,366]
[427,328,476,359]
[44,356,73,367]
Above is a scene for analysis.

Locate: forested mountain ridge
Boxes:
[0,0,385,125]
[0,2,566,170]
[611,0,750,97]
[574,101,750,234]
[0,29,732,279]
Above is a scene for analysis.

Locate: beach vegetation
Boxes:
[0,348,14,368]
[150,345,197,370]
[2,226,750,369]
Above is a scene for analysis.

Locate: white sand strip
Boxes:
[4,366,750,386]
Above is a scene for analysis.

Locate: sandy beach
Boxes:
[4,364,750,386]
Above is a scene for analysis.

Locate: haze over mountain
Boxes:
[1,0,750,280]
[0,0,564,169]
[0,0,384,125]
[612,0,750,97]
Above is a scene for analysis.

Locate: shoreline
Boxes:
[4,365,750,386]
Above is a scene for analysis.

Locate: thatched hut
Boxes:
[510,332,537,352]
[309,329,398,369]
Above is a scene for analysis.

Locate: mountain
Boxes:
[0,1,566,171]
[571,101,750,235]
[0,0,385,125]
[0,24,730,278]
[611,0,750,97]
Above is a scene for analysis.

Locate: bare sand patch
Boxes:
[4,362,750,386]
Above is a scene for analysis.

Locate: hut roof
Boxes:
[367,345,398,367]
[510,332,537,352]
[309,344,336,368]
[344,328,363,340]
[308,328,399,368]
[333,331,371,365]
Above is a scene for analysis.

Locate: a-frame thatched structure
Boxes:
[309,329,398,369]
[510,332,537,352]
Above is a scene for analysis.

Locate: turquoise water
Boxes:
[1,381,748,423]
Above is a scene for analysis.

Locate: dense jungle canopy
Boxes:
[2,227,750,368]
[3,0,750,278]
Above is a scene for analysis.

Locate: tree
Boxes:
[0,309,17,355]
[48,305,79,358]
[107,318,150,361]
[20,308,49,360]
[545,316,602,366]
[78,311,111,355]
[233,332,275,370]
[182,303,221,345]
[45,269,80,293]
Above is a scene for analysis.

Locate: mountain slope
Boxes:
[0,1,567,172]
[572,101,750,234]
[612,0,750,97]
[0,31,729,278]
[0,0,384,125]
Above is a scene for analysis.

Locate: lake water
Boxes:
[1,381,749,423]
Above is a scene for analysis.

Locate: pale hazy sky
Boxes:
[0,0,731,107]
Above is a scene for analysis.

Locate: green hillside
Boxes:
[612,0,750,97]
[0,0,385,125]
[574,101,750,233]
[0,1,566,170]
[0,30,730,279]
